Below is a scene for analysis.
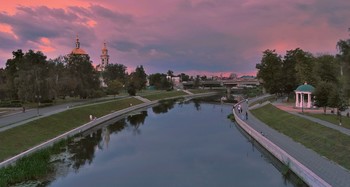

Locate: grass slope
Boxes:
[303,113,350,129]
[0,97,143,162]
[143,90,188,101]
[251,104,350,170]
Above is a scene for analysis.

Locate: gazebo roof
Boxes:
[295,83,315,93]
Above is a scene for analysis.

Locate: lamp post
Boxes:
[35,95,41,116]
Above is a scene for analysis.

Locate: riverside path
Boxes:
[239,96,350,187]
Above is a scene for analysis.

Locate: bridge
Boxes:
[182,78,260,94]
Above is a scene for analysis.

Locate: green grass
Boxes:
[251,104,350,170]
[143,90,188,101]
[303,113,350,129]
[248,95,276,107]
[0,97,143,162]
[0,139,68,187]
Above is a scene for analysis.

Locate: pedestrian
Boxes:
[89,114,93,121]
[245,112,248,120]
[22,106,25,113]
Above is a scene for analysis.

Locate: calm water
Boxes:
[41,100,297,187]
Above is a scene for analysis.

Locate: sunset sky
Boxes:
[1,0,349,76]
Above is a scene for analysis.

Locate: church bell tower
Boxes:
[100,42,109,71]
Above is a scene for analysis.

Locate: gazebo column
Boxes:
[295,92,299,107]
[301,93,304,108]
[307,93,311,108]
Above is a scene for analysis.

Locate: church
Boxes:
[71,35,110,87]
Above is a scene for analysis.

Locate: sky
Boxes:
[0,0,350,77]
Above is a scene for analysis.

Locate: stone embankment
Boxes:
[233,99,331,187]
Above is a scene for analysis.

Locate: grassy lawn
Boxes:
[0,97,143,162]
[248,95,276,107]
[142,90,188,101]
[251,104,350,170]
[303,113,350,129]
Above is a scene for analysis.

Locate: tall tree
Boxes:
[103,63,128,85]
[129,65,147,91]
[337,38,350,97]
[281,49,298,94]
[314,54,339,85]
[64,54,100,98]
[313,81,333,114]
[291,48,316,86]
[256,49,283,94]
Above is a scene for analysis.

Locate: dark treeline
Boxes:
[256,35,350,113]
[0,49,150,102]
[0,49,197,103]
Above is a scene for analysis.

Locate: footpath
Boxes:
[239,96,350,187]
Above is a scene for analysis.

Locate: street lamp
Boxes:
[35,95,41,116]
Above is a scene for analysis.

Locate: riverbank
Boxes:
[233,97,331,187]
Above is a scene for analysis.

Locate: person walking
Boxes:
[245,112,248,120]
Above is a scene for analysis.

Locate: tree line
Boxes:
[0,49,198,103]
[256,36,350,113]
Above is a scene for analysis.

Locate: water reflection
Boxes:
[152,99,176,114]
[127,111,148,135]
[193,99,201,111]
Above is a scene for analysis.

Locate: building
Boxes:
[100,42,109,71]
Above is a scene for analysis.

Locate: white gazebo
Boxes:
[295,83,315,109]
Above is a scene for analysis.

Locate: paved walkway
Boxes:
[241,96,350,187]
[0,96,126,132]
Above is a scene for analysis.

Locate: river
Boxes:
[28,99,302,186]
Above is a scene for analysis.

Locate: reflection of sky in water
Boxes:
[49,102,295,187]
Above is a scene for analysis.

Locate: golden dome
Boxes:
[71,48,87,55]
[71,35,87,55]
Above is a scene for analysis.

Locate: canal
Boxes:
[29,99,302,186]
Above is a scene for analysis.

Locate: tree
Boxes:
[313,81,333,114]
[167,70,174,77]
[292,48,316,86]
[256,49,283,94]
[281,49,298,94]
[0,68,7,100]
[65,54,100,98]
[129,65,147,91]
[314,55,339,85]
[179,73,190,82]
[337,39,350,97]
[103,63,128,85]
[107,79,123,97]
[328,89,348,125]
[148,73,171,90]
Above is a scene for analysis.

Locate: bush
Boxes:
[0,101,22,107]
